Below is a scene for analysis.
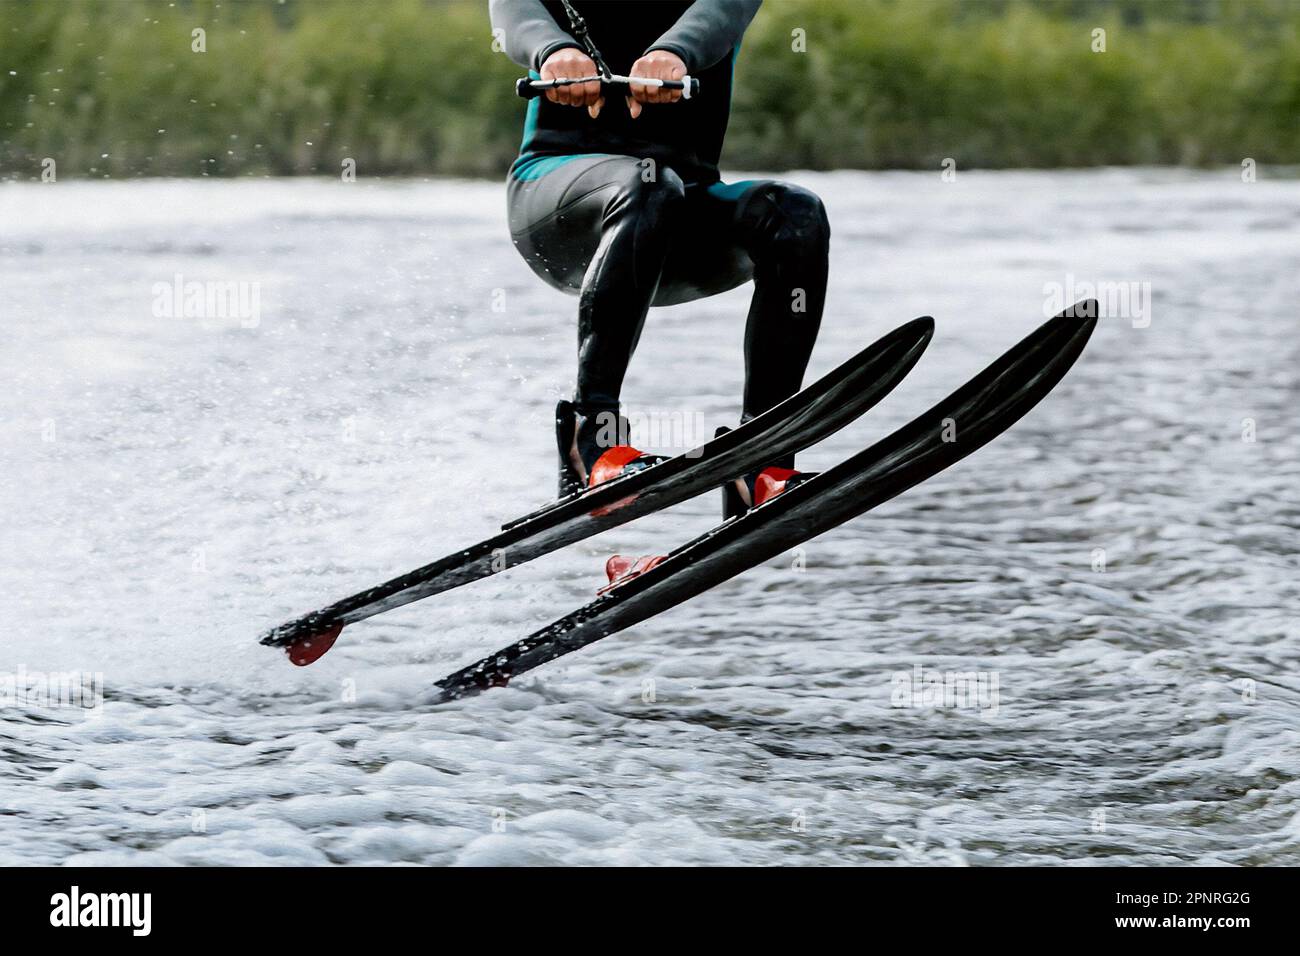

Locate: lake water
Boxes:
[1,168,1297,864]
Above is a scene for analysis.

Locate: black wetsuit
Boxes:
[491,0,829,446]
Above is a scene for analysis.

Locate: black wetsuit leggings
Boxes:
[507,155,830,428]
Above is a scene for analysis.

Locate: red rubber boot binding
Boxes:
[599,554,669,594]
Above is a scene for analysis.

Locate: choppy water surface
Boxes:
[1,170,1297,865]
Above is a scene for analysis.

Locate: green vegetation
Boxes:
[1,0,1296,178]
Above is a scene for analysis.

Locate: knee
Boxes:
[611,166,686,225]
[745,183,831,259]
[782,185,831,246]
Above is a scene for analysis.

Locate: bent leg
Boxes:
[508,155,688,490]
[575,167,686,407]
[732,182,831,424]
[507,155,686,410]
[657,178,830,512]
[655,179,831,426]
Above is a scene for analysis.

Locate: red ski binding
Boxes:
[599,554,667,594]
[753,467,803,506]
[587,445,661,517]
[588,445,647,487]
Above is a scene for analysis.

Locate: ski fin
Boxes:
[286,621,344,666]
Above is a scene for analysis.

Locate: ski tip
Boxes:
[1057,299,1099,330]
[881,315,934,353]
[905,315,936,338]
[285,621,344,666]
[879,315,935,371]
[1050,299,1099,354]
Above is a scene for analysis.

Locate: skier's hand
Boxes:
[626,50,687,118]
[540,47,604,118]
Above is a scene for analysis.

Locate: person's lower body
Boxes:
[506,154,830,504]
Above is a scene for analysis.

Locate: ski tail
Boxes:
[432,303,1097,701]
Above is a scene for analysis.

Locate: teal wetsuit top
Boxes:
[490,0,761,184]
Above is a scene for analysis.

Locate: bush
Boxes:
[1,0,1295,178]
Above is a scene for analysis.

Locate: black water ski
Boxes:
[260,317,934,656]
[433,305,1096,701]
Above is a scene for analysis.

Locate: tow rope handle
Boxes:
[515,74,698,101]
